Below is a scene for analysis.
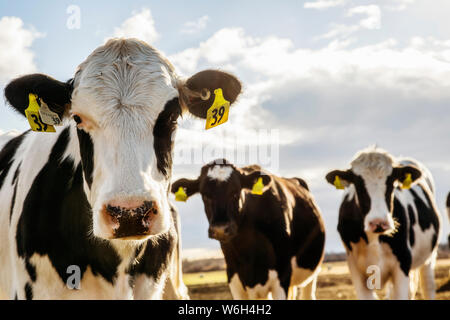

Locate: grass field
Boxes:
[184,258,450,300]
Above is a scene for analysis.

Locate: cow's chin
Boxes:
[92,210,170,241]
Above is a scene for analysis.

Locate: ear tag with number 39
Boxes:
[25,93,56,133]
[205,88,230,130]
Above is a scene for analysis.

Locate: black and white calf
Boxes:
[0,38,241,299]
[172,160,325,299]
[326,147,441,300]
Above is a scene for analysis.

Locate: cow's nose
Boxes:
[208,224,236,241]
[368,218,391,233]
[103,200,158,239]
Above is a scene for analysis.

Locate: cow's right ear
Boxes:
[4,74,72,120]
[171,178,200,199]
[325,170,354,190]
[177,70,241,118]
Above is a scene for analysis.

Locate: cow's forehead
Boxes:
[206,165,234,182]
[350,148,394,179]
[71,39,178,124]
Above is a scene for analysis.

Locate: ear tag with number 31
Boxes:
[205,88,230,130]
[25,93,56,133]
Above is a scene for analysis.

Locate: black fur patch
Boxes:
[16,128,121,286]
[0,131,28,190]
[338,194,368,251]
[407,205,416,247]
[410,188,440,239]
[24,282,33,300]
[76,129,94,188]
[153,98,181,178]
[380,199,412,276]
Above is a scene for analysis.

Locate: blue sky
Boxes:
[0,0,449,253]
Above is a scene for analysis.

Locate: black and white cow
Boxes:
[171,160,325,299]
[0,38,241,299]
[326,147,441,300]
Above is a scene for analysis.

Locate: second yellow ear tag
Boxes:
[251,177,264,195]
[205,88,230,130]
[401,173,412,189]
[25,94,56,133]
[175,186,188,202]
[334,176,345,190]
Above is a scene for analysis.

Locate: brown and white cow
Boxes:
[0,38,241,299]
[326,146,441,300]
[172,159,325,299]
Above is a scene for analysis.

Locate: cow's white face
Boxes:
[350,154,396,234]
[71,47,178,240]
[4,38,242,242]
[326,147,422,235]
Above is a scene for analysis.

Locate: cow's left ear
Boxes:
[392,165,422,188]
[177,70,241,118]
[4,74,73,120]
[240,171,272,193]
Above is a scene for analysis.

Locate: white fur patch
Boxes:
[207,166,233,182]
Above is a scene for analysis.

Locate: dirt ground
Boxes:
[185,258,450,300]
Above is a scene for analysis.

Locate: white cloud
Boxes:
[347,5,381,30]
[317,5,381,39]
[181,15,210,34]
[0,16,43,84]
[385,0,415,11]
[108,9,159,44]
[304,0,347,10]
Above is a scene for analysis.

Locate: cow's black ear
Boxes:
[171,178,200,198]
[178,70,241,119]
[392,165,422,185]
[4,74,72,119]
[325,169,353,189]
[240,171,272,191]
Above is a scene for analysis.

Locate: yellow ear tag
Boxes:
[401,173,412,190]
[25,94,56,133]
[251,177,264,195]
[334,175,345,190]
[175,186,188,202]
[205,88,230,130]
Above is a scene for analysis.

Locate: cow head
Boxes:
[326,147,421,235]
[171,159,271,241]
[4,39,241,241]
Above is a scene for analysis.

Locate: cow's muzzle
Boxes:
[208,223,237,241]
[103,200,158,239]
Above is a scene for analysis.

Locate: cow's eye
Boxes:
[73,115,82,125]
